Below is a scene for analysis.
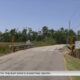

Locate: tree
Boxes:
[27,28,32,40]
[21,29,27,42]
[42,26,49,38]
[0,26,76,44]
[48,29,54,38]
[31,31,38,41]
[0,29,12,42]
[54,28,66,44]
[9,29,17,42]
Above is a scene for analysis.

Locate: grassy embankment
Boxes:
[33,41,56,47]
[0,42,25,56]
[0,42,11,56]
[0,40,56,56]
[33,38,56,47]
[65,48,80,80]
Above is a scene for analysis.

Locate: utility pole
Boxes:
[67,20,71,45]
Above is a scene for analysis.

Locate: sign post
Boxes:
[75,41,80,49]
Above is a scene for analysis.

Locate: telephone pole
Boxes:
[67,20,71,45]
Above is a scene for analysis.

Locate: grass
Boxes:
[33,41,53,47]
[72,77,80,80]
[0,42,26,56]
[33,40,56,47]
[0,43,12,56]
[65,50,80,80]
[0,41,56,56]
[65,54,80,70]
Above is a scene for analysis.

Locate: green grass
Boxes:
[65,53,80,80]
[0,44,11,56]
[33,41,53,47]
[65,54,80,70]
[0,42,26,56]
[33,40,56,47]
[72,77,80,80]
[0,41,56,56]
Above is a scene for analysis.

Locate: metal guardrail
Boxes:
[9,44,33,52]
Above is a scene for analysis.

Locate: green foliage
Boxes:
[65,54,80,80]
[0,26,77,55]
[42,26,49,37]
[65,54,80,70]
[0,44,11,56]
[43,37,56,45]
[33,39,56,47]
[0,26,77,45]
[54,29,66,44]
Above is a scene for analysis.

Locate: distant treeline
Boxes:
[0,26,78,44]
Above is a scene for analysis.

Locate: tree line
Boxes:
[0,26,77,44]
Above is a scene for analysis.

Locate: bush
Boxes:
[0,45,11,55]
[33,37,56,47]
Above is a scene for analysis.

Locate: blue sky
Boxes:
[0,0,80,32]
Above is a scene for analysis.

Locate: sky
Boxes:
[0,0,80,32]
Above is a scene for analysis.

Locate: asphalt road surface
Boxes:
[0,45,69,80]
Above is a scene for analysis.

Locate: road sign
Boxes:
[78,31,80,35]
[75,41,80,49]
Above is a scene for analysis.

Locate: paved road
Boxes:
[0,45,69,80]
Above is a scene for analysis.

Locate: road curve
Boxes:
[0,45,69,80]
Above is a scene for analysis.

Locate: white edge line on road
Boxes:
[64,52,73,80]
[0,71,80,76]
